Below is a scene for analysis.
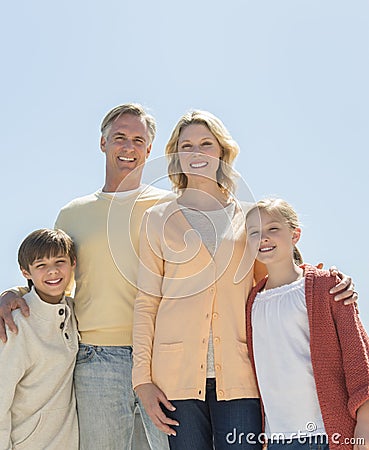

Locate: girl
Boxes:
[245,199,369,450]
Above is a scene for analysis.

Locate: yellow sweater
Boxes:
[54,186,175,346]
[133,200,265,401]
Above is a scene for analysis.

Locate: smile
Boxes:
[259,246,275,253]
[190,161,208,168]
[118,156,135,162]
[45,278,62,285]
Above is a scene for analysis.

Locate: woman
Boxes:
[132,110,355,450]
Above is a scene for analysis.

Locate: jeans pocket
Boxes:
[76,344,96,364]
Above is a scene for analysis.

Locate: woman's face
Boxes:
[177,124,222,184]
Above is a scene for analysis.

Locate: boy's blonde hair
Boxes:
[165,110,240,195]
[247,198,303,265]
[18,229,76,288]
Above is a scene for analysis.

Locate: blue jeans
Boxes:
[74,344,169,450]
[268,437,329,450]
[163,378,262,450]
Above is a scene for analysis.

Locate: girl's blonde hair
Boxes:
[248,198,303,265]
[165,110,240,195]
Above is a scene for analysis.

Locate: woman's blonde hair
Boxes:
[165,110,240,194]
[248,198,304,265]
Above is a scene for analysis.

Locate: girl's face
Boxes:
[247,208,301,265]
[177,124,222,184]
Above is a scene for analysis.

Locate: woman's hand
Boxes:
[135,382,179,435]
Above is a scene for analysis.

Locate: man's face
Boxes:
[100,113,152,187]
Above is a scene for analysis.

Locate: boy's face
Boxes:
[21,254,75,304]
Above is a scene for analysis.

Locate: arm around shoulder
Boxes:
[0,288,30,342]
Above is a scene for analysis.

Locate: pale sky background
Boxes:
[1,0,368,327]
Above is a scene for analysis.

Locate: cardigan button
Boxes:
[215,364,221,371]
[58,309,64,315]
[218,390,224,397]
[214,337,220,344]
[212,312,219,319]
[60,322,65,329]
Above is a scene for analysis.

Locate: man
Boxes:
[0,104,174,450]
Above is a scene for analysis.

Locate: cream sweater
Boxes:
[0,288,78,449]
[55,186,174,345]
[133,200,266,401]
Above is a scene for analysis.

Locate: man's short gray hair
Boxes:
[100,103,156,144]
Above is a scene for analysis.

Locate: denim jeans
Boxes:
[163,378,262,450]
[74,344,169,450]
[268,437,329,450]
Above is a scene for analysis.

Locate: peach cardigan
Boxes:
[133,200,265,401]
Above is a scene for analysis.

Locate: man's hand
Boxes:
[328,266,358,305]
[0,291,29,343]
[135,382,179,435]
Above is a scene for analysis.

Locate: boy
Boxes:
[0,229,79,449]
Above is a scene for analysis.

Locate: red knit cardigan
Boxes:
[246,265,369,450]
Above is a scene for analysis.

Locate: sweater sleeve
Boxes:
[330,281,369,418]
[253,260,267,284]
[132,211,164,389]
[0,322,29,449]
[54,211,75,298]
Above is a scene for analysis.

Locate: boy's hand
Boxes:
[135,382,179,436]
[0,291,29,343]
[328,266,358,305]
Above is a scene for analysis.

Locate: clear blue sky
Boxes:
[1,0,368,326]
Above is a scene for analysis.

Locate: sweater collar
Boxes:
[24,287,70,321]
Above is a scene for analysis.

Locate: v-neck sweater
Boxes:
[133,199,264,401]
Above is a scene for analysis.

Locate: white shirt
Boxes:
[252,277,326,438]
